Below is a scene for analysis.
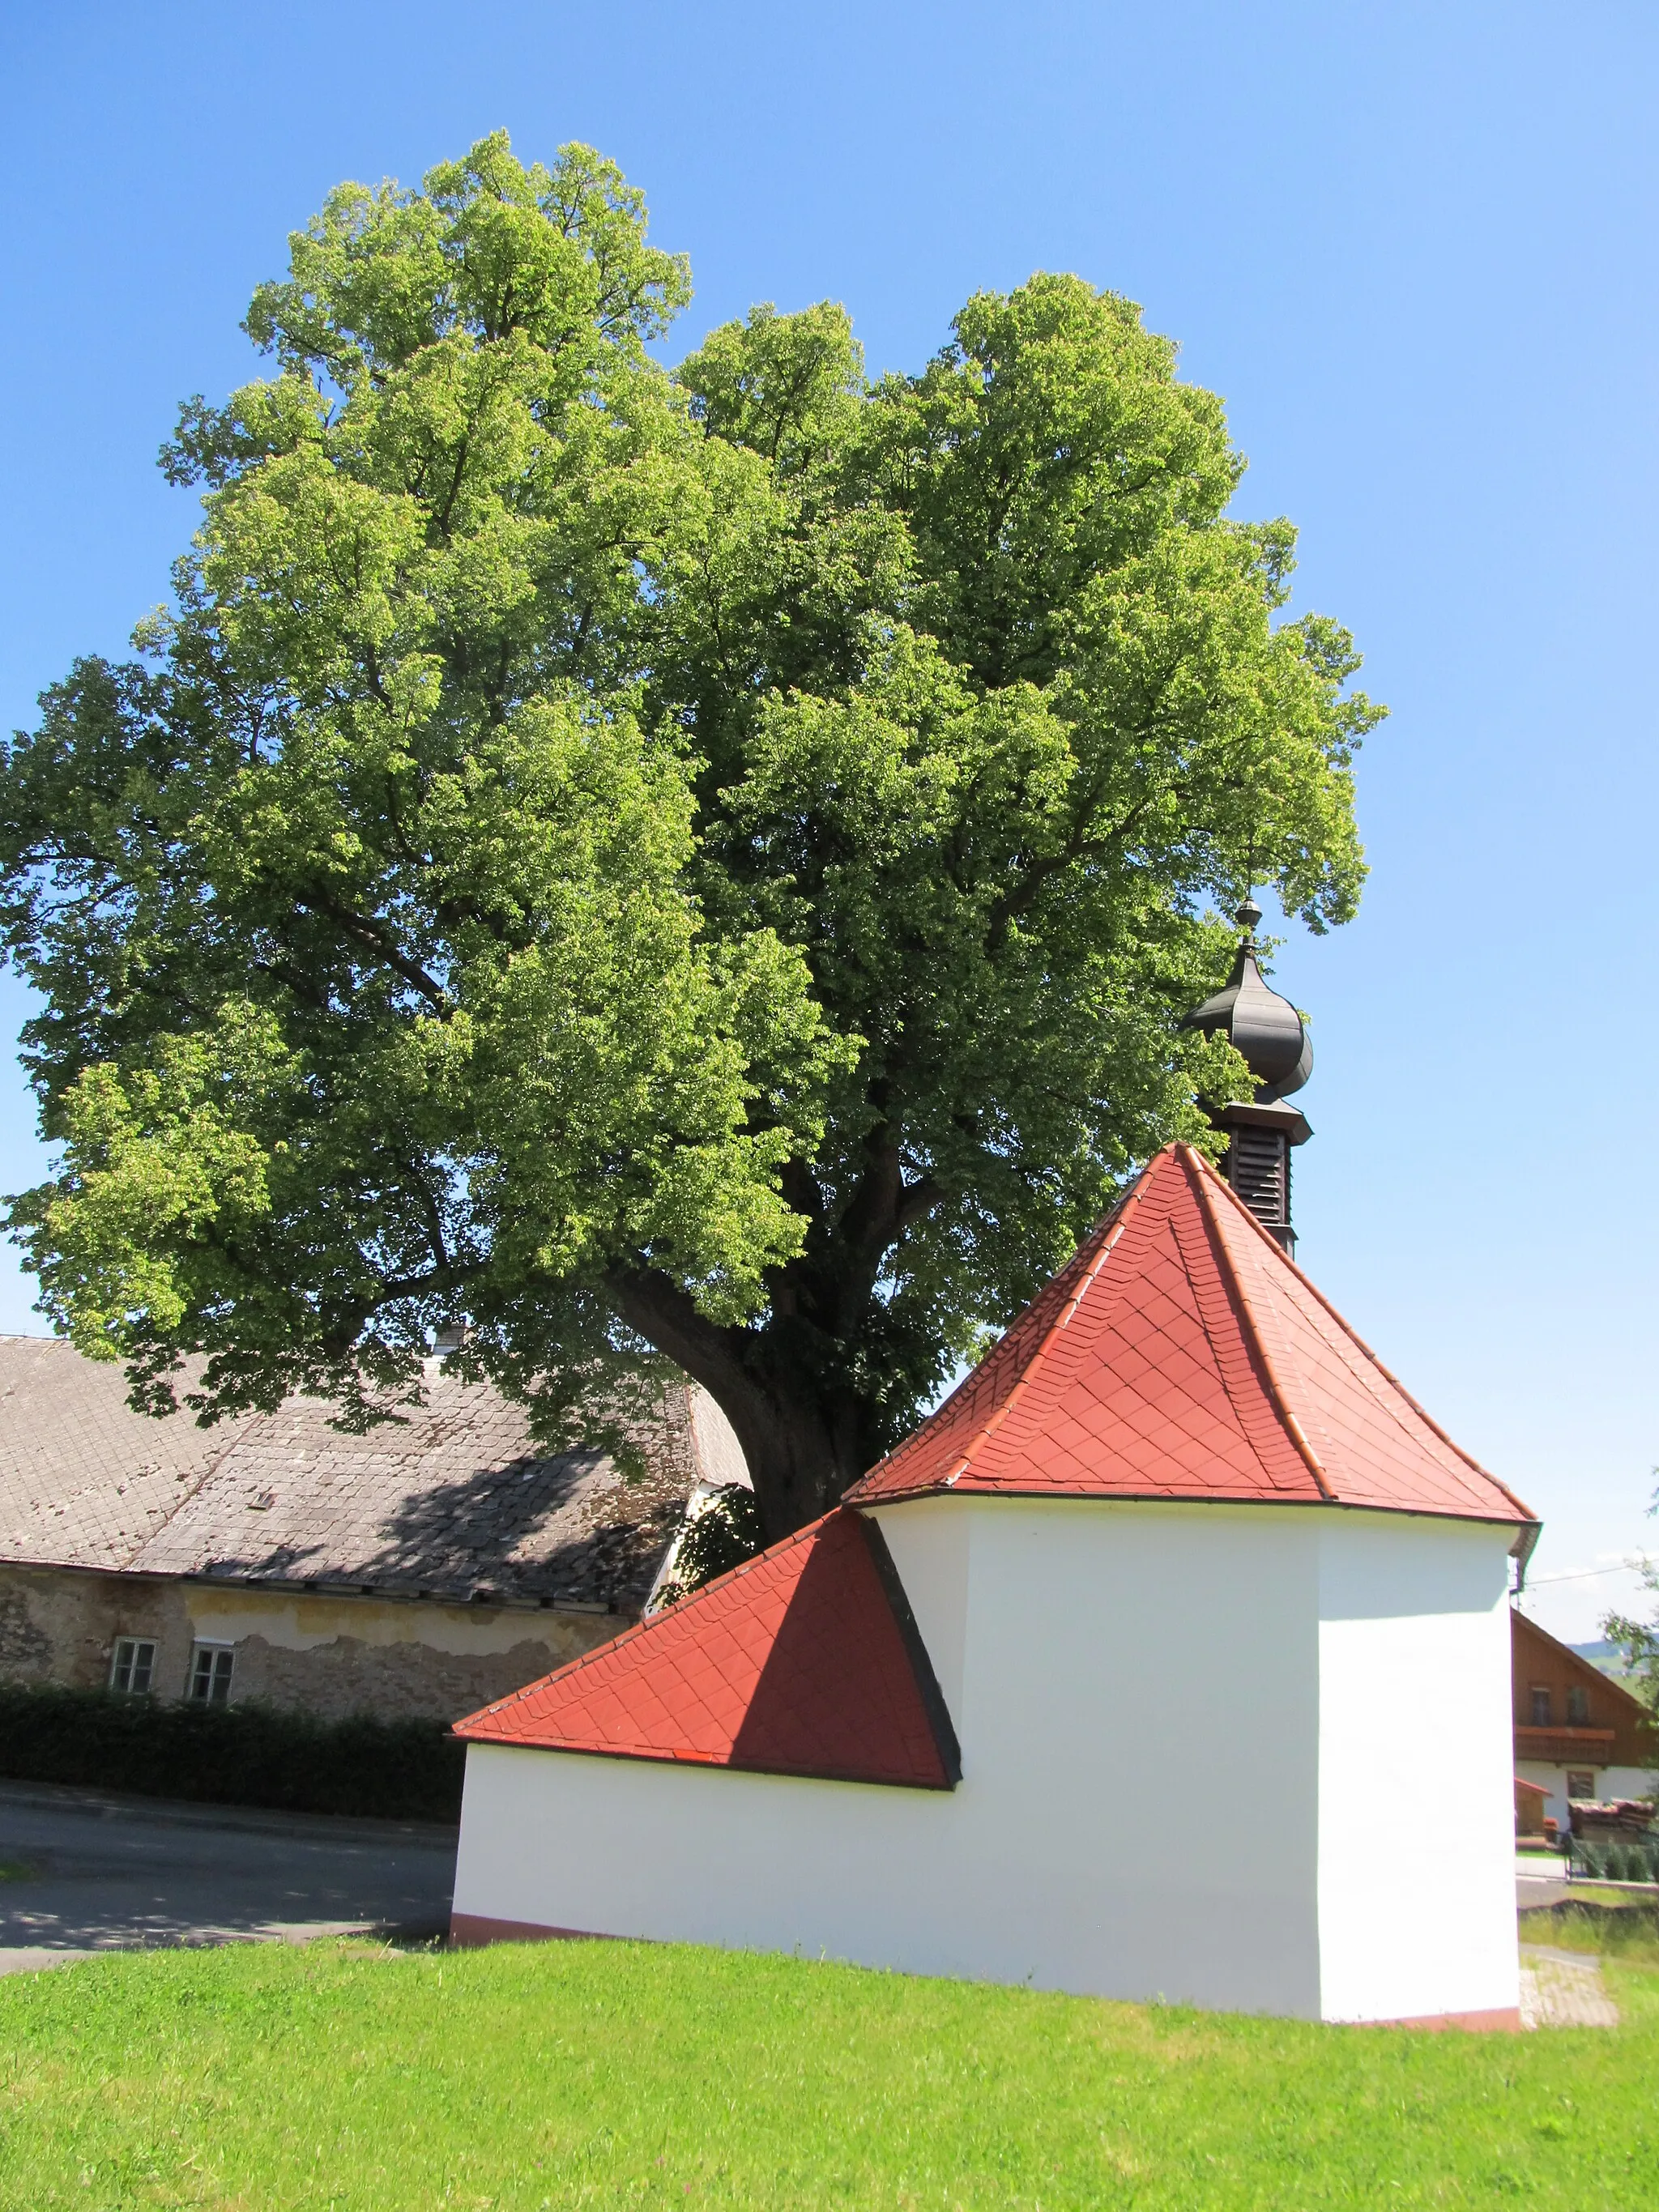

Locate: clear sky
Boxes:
[2,2,1654,1641]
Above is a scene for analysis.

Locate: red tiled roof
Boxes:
[453,1507,958,1789]
[847,1145,1534,1530]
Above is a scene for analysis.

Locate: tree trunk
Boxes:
[697,1373,871,1545]
[604,1126,936,1541]
[604,1267,876,1542]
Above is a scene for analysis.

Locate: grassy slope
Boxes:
[1520,1893,1659,1975]
[0,1941,1655,2211]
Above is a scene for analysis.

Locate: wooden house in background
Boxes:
[1512,1609,1656,1829]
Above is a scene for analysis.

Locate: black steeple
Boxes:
[1182,898,1312,1255]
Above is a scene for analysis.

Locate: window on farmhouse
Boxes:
[188,1643,235,1704]
[1567,1770,1596,1801]
[1566,1684,1589,1724]
[108,1638,156,1695]
[1529,1686,1552,1726]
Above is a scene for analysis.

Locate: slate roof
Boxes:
[0,1336,721,1613]
[454,1507,960,1789]
[847,1144,1537,1532]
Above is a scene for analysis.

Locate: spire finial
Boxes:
[1235,894,1263,939]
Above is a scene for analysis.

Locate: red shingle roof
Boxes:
[452,1507,959,1789]
[847,1144,1535,1530]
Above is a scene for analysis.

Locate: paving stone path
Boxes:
[1519,1945,1619,2029]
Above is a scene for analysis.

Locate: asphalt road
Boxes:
[0,1779,457,1973]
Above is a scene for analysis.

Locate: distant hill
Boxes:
[1572,1638,1636,1680]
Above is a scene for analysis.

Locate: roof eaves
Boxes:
[456,1734,959,1792]
[1192,1144,1537,1530]
[868,1483,1533,1531]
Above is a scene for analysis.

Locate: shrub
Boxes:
[0,1685,463,1822]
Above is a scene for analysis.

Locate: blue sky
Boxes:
[2,2,1654,1639]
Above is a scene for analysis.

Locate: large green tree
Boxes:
[0,135,1378,1538]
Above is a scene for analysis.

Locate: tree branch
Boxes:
[292,886,451,1010]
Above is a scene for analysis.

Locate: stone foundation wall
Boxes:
[0,1563,615,1723]
[226,1630,591,1724]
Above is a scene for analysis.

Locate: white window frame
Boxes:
[1566,1768,1597,1801]
[188,1640,236,1705]
[108,1636,156,1695]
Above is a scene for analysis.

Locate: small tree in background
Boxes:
[0,134,1378,1541]
[1604,1472,1659,1741]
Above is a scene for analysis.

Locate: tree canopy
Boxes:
[0,134,1380,1537]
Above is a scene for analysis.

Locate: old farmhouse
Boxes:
[0,1337,741,1720]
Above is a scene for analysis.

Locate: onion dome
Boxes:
[1183,898,1312,1102]
[1181,899,1313,1257]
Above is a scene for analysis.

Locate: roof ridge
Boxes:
[457,1507,838,1729]
[935,1166,1156,1490]
[1183,1146,1335,1502]
[852,1160,1159,1498]
[124,1398,285,1571]
[1192,1146,1535,1524]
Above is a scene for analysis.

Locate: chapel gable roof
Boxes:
[453,1507,960,1790]
[847,1144,1535,1532]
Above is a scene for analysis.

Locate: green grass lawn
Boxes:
[1,1940,1655,2211]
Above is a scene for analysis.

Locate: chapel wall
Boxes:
[453,1498,1331,2017]
[1315,1511,1518,2023]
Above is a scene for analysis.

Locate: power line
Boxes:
[1523,1558,1653,1588]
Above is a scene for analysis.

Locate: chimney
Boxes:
[1181,898,1313,1256]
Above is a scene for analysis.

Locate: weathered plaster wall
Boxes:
[219,1630,591,1723]
[0,1562,615,1721]
[0,1564,187,1693]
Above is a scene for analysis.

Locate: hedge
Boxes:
[0,1684,464,1823]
